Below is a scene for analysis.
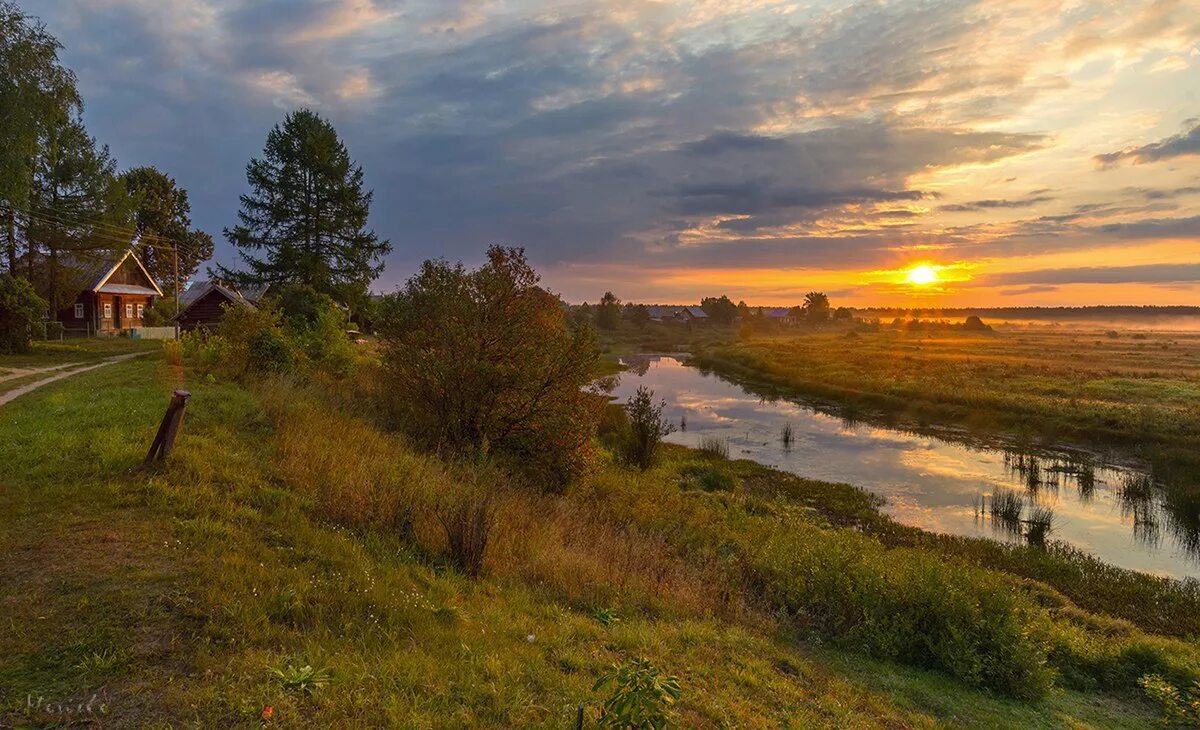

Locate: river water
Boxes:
[610,355,1199,580]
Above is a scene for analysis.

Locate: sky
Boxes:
[28,0,1200,306]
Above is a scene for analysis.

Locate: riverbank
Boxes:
[693,328,1200,464]
[2,345,1196,725]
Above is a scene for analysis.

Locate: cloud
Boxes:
[988,263,1200,286]
[941,194,1055,212]
[1094,121,1200,167]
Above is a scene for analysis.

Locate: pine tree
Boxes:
[219,109,390,305]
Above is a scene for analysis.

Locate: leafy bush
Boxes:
[45,320,64,339]
[0,274,47,354]
[249,328,294,374]
[620,386,675,470]
[594,657,681,729]
[378,246,603,491]
[1141,674,1200,726]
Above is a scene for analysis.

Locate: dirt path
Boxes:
[0,361,82,384]
[0,353,148,407]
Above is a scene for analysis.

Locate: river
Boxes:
[609,355,1200,580]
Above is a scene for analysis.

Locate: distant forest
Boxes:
[852,306,1200,321]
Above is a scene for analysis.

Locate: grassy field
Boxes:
[1,344,1196,726]
[693,326,1200,461]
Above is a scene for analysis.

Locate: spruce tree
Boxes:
[219,109,390,305]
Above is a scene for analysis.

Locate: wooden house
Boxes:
[175,280,267,332]
[56,248,162,335]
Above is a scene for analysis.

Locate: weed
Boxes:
[269,662,334,695]
[592,607,621,626]
[594,657,681,729]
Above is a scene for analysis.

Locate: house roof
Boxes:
[763,307,792,319]
[179,280,268,306]
[63,248,163,297]
[683,306,708,318]
[177,280,263,318]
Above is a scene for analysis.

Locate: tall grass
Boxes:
[697,435,729,459]
[989,488,1024,535]
[780,422,794,448]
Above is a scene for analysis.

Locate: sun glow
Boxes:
[905,264,939,286]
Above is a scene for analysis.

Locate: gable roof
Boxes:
[177,280,262,316]
[59,248,163,297]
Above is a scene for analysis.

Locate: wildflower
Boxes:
[261,705,274,721]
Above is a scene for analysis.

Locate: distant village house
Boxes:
[175,280,267,332]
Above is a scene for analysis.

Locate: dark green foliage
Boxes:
[122,166,212,293]
[0,273,46,353]
[620,386,675,470]
[248,328,293,374]
[378,246,603,490]
[219,109,390,304]
[629,304,651,329]
[700,295,739,324]
[596,291,622,331]
[1140,674,1200,726]
[593,657,681,729]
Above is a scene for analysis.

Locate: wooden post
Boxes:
[145,390,190,464]
[575,704,584,729]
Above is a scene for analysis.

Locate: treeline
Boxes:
[857,305,1200,321]
[572,291,845,330]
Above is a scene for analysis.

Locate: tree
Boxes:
[122,166,213,295]
[27,116,130,314]
[596,291,622,330]
[803,291,831,322]
[700,295,738,324]
[630,304,651,329]
[378,246,603,490]
[219,109,390,307]
[0,2,80,275]
[620,386,675,470]
[0,273,46,353]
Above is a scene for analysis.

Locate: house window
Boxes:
[103,303,112,319]
[125,303,133,319]
[74,303,84,319]
[137,303,144,319]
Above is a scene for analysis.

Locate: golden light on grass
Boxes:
[905,264,939,286]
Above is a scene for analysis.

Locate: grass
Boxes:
[0,349,1190,726]
[0,336,160,368]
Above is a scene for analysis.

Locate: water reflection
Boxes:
[612,356,1200,579]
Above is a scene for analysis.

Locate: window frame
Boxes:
[125,303,134,319]
[136,303,144,319]
[103,303,112,319]
[74,303,84,319]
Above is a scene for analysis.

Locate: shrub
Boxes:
[45,320,64,339]
[377,246,603,491]
[1141,674,1200,726]
[0,274,47,354]
[249,328,294,374]
[620,386,675,470]
[594,657,681,729]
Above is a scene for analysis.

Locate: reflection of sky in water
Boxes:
[613,357,1198,580]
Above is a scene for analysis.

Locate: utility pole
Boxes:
[173,243,180,338]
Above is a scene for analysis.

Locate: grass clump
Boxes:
[697,435,729,459]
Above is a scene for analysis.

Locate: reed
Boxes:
[780,422,794,448]
[698,435,729,459]
[988,488,1024,534]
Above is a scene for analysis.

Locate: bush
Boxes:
[697,435,729,460]
[0,274,47,354]
[1141,674,1200,726]
[249,328,294,374]
[620,386,675,470]
[45,321,64,339]
[377,246,603,491]
[679,463,736,492]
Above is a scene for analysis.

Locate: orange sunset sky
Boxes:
[35,0,1200,306]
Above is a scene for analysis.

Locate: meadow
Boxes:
[2,335,1198,726]
[693,325,1200,468]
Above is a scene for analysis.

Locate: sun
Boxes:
[905,264,939,286]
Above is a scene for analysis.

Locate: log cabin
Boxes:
[57,248,162,335]
[175,280,267,332]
